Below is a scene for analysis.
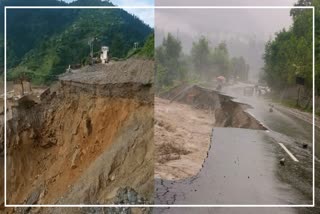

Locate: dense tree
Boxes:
[262,1,315,108]
[155,33,184,88]
[126,33,154,59]
[262,6,313,91]
[191,40,246,81]
[135,33,154,59]
[156,34,250,90]
[191,36,210,80]
[230,56,249,81]
[0,0,152,84]
[210,42,231,80]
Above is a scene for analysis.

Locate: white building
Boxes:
[100,46,109,64]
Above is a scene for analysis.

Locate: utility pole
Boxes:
[134,42,139,49]
[293,64,304,108]
[88,37,97,65]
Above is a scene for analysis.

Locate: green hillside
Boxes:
[136,33,154,58]
[127,33,154,59]
[1,0,153,84]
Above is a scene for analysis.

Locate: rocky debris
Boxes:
[28,128,37,139]
[15,187,44,214]
[168,85,224,110]
[58,59,154,103]
[40,137,57,148]
[84,117,92,136]
[113,187,151,205]
[109,174,116,181]
[71,148,81,169]
[161,84,266,130]
[106,207,152,214]
[16,95,38,109]
[0,125,3,155]
[157,143,191,164]
[66,188,153,214]
[59,59,153,85]
[6,59,154,206]
[25,188,42,204]
[280,158,286,166]
[80,207,152,214]
[39,88,51,101]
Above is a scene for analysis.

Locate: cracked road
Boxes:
[154,84,319,214]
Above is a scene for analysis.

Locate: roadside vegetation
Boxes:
[127,33,154,59]
[261,0,319,112]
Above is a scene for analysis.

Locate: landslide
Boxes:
[155,84,266,180]
[166,85,265,130]
[5,59,154,208]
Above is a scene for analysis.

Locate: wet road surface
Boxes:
[224,83,318,158]
[155,129,311,205]
[154,84,318,213]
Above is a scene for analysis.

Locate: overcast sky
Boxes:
[155,0,297,6]
[155,0,301,42]
[155,0,309,80]
[62,0,304,32]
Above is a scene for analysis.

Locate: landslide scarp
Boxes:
[161,84,266,130]
[5,59,154,208]
[155,84,266,181]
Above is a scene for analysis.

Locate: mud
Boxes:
[155,97,214,180]
[2,59,154,210]
[155,84,266,181]
[155,83,318,213]
[167,85,266,130]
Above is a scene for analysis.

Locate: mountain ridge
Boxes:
[1,0,153,84]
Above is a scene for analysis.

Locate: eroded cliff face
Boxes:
[155,85,266,181]
[162,85,266,130]
[4,59,154,210]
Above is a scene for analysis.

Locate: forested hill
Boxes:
[0,0,153,84]
[262,0,318,94]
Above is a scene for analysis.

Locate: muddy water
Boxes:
[155,84,318,213]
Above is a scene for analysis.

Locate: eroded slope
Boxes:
[155,85,266,180]
[5,59,154,208]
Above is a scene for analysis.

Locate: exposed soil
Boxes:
[155,97,214,180]
[2,59,154,211]
[155,85,266,181]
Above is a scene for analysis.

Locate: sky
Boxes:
[154,0,306,80]
[115,0,154,27]
[155,0,299,42]
[62,0,302,31]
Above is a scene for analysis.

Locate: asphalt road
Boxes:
[155,129,311,205]
[154,84,319,214]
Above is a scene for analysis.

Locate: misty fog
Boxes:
[155,0,298,81]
